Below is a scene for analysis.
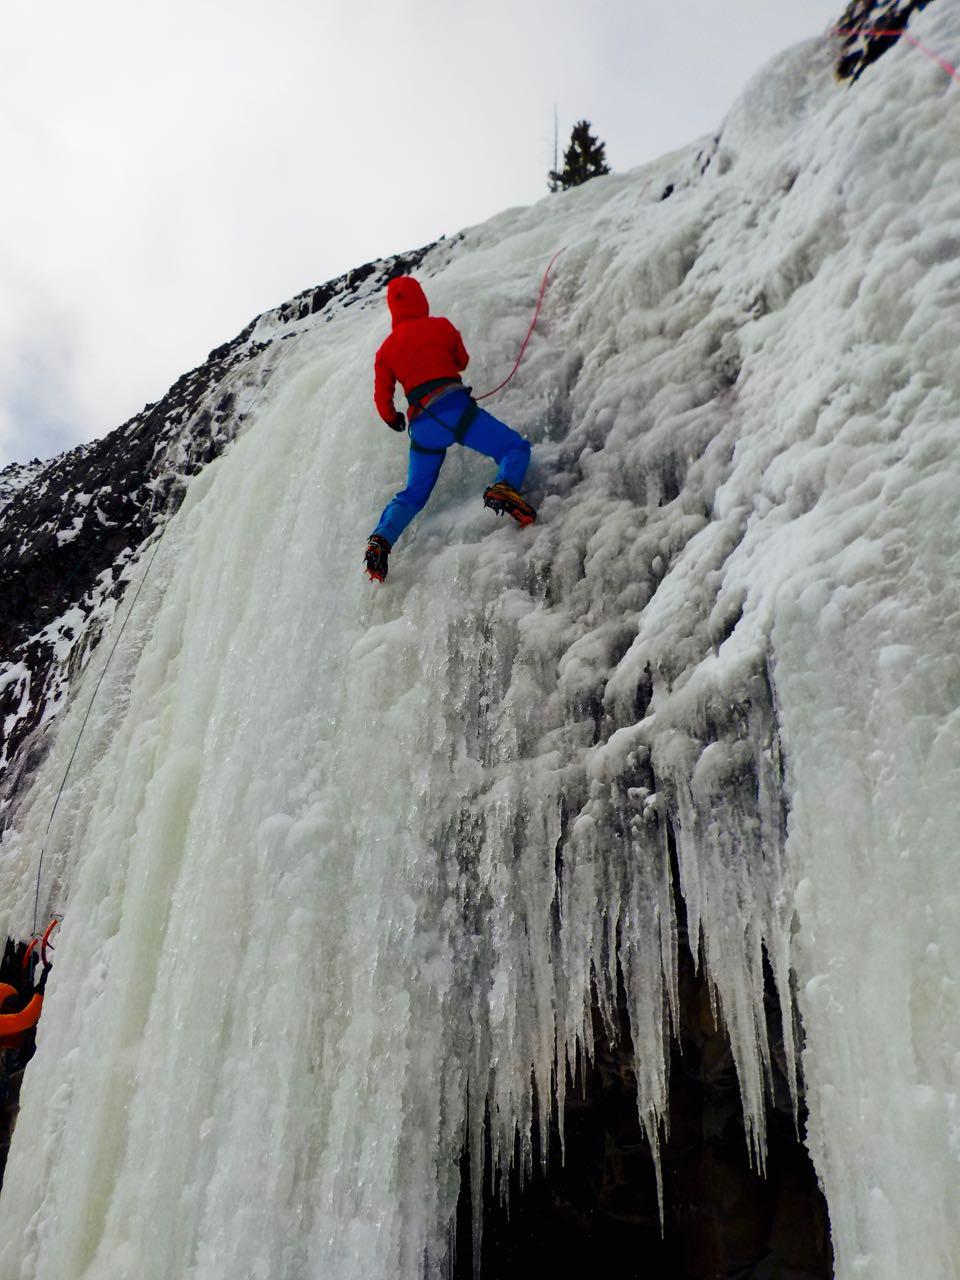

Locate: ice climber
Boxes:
[364,276,536,583]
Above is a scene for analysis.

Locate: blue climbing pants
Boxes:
[373,389,531,547]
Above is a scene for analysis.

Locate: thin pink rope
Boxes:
[833,26,960,84]
[475,248,565,401]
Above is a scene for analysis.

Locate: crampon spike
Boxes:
[482,482,537,528]
[364,535,390,583]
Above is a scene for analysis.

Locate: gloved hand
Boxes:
[35,961,52,996]
[387,412,406,433]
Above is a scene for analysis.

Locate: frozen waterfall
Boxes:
[0,8,959,1277]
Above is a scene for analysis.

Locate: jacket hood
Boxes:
[387,276,429,326]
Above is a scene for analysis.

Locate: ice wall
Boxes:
[0,7,958,1277]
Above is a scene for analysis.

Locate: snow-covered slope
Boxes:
[0,5,958,1277]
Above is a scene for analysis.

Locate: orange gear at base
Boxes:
[0,983,43,1050]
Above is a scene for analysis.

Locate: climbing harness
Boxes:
[833,26,960,84]
[406,383,479,456]
[28,333,302,936]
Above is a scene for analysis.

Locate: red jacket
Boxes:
[374,277,469,423]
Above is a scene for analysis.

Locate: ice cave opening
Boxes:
[454,839,832,1280]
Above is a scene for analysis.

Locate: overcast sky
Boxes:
[1,0,846,467]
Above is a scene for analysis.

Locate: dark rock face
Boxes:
[0,244,434,811]
[835,0,938,81]
[457,893,832,1279]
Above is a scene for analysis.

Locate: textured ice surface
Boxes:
[0,7,959,1277]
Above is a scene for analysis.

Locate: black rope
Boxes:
[28,333,302,935]
[31,525,166,935]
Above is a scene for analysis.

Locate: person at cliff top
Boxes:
[364,276,536,583]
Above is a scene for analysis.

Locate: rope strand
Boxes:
[29,334,300,935]
[475,248,564,401]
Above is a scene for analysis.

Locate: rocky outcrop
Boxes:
[835,0,937,81]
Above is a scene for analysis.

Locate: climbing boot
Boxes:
[482,481,536,528]
[364,534,391,583]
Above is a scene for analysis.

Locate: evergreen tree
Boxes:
[548,120,610,192]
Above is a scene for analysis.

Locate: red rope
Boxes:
[475,248,564,401]
[833,26,960,84]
